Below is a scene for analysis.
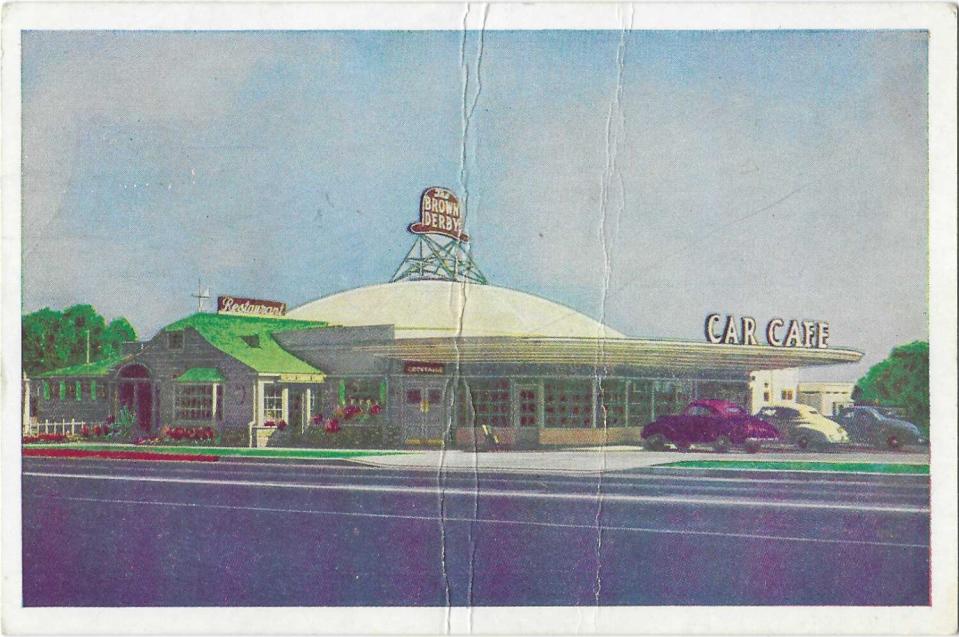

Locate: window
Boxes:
[58,381,66,400]
[697,381,748,406]
[241,335,260,348]
[65,382,75,401]
[175,384,222,420]
[544,379,593,428]
[653,381,693,419]
[42,381,50,400]
[78,382,87,402]
[466,378,511,429]
[517,386,539,428]
[263,384,284,421]
[781,389,794,401]
[597,380,626,427]
[763,391,770,401]
[167,331,184,350]
[406,389,422,404]
[342,378,381,406]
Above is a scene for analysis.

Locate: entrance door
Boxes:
[400,379,448,444]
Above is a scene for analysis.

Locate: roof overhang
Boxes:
[352,337,862,373]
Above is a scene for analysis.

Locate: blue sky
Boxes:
[21,30,928,380]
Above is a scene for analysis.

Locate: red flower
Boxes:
[370,404,382,416]
[325,418,340,433]
[276,420,287,431]
[93,425,102,436]
[264,420,275,428]
[81,425,90,437]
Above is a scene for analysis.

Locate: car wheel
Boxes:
[796,435,810,450]
[886,434,901,450]
[674,439,691,452]
[744,440,762,454]
[712,435,731,453]
[645,434,667,452]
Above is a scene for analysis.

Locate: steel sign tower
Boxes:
[390,187,488,285]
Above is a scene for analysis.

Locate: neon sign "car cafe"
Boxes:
[705,313,830,349]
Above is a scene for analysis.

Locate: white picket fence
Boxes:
[25,419,92,437]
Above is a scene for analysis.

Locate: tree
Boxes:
[853,341,929,430]
[21,306,138,376]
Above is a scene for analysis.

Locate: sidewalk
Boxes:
[347,447,931,474]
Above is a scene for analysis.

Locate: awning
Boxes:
[278,373,326,383]
[176,367,226,383]
[351,337,862,374]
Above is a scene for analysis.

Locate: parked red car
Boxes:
[641,399,780,453]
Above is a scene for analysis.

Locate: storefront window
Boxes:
[42,381,51,400]
[627,380,653,426]
[597,379,627,428]
[544,379,593,428]
[263,384,283,421]
[517,386,539,427]
[653,380,693,419]
[463,378,510,428]
[697,381,749,407]
[78,382,88,402]
[175,384,223,420]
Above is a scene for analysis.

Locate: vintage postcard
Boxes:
[1,2,956,635]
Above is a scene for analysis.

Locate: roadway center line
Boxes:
[24,493,929,549]
[23,471,930,514]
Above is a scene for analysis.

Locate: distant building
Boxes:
[796,382,856,416]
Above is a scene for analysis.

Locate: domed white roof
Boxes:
[287,280,625,339]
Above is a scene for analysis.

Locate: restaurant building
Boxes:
[27,187,863,448]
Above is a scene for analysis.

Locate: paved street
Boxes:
[22,456,929,607]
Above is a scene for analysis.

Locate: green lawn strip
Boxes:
[25,444,403,459]
[661,460,928,474]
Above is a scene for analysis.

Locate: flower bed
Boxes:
[139,426,218,446]
[23,422,119,444]
[23,433,69,444]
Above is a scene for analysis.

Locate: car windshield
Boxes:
[807,408,819,414]
[875,407,904,418]
[724,405,746,415]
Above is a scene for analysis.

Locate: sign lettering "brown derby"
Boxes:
[407,186,469,242]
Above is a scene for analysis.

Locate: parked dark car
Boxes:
[834,406,927,449]
[641,399,780,453]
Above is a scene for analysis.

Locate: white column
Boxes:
[256,379,268,426]
[281,386,289,423]
[22,374,31,431]
[211,383,219,427]
[303,388,312,433]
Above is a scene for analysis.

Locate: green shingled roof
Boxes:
[163,313,327,375]
[37,355,128,378]
[176,367,226,383]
